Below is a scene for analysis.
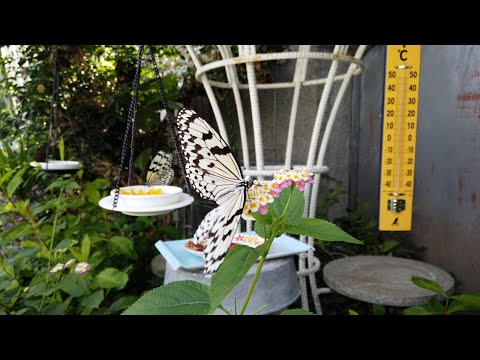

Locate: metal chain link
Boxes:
[146,45,192,196]
[45,45,59,170]
[113,45,144,208]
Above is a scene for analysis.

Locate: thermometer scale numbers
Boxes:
[379,45,421,231]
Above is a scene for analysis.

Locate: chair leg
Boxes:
[309,273,324,315]
[297,253,325,314]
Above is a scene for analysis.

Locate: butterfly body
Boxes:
[177,108,253,277]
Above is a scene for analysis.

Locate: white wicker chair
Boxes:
[183,45,367,314]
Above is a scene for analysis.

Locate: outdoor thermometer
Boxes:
[379,45,421,231]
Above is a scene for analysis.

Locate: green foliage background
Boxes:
[0,45,186,182]
[0,45,190,314]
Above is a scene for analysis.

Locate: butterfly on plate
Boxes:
[145,150,175,186]
[177,108,253,277]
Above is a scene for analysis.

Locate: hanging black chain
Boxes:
[113,45,144,209]
[146,45,192,196]
[45,45,60,170]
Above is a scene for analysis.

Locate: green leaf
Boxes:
[0,201,16,215]
[1,223,33,244]
[108,296,138,313]
[68,247,84,262]
[6,166,27,197]
[403,298,445,315]
[426,298,446,314]
[80,290,104,309]
[378,240,399,254]
[281,308,315,315]
[53,238,78,252]
[81,234,91,261]
[22,240,40,248]
[42,303,67,315]
[286,218,362,244]
[89,250,106,268]
[13,308,31,315]
[271,185,305,225]
[0,280,11,291]
[93,268,128,290]
[122,280,211,315]
[348,309,360,315]
[253,220,272,238]
[403,306,437,315]
[0,169,15,186]
[15,247,40,259]
[447,293,480,314]
[411,276,448,298]
[1,261,15,278]
[47,178,80,191]
[80,307,93,315]
[251,208,275,226]
[25,282,47,298]
[58,136,65,161]
[3,141,14,162]
[372,304,386,315]
[85,182,101,204]
[57,274,85,298]
[209,244,265,313]
[31,197,63,215]
[109,236,135,259]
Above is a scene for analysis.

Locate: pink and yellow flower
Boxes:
[242,168,314,219]
[64,259,77,269]
[75,262,91,275]
[50,263,64,273]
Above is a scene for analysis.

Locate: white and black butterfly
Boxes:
[177,108,253,277]
[146,150,175,186]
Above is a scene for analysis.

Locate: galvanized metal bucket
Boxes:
[164,256,301,315]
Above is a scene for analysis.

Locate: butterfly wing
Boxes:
[146,150,175,186]
[177,108,243,204]
[194,190,245,277]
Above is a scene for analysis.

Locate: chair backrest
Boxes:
[182,45,367,313]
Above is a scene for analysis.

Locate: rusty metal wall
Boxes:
[357,45,480,292]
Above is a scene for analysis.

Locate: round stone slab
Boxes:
[323,255,455,307]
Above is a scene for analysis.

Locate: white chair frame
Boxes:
[183,45,367,314]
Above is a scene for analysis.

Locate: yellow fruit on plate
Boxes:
[119,187,164,195]
[148,188,163,195]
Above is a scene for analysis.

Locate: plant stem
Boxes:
[239,185,297,315]
[444,296,450,314]
[39,188,64,312]
[217,304,232,315]
[251,304,268,315]
[240,185,293,315]
[240,233,275,315]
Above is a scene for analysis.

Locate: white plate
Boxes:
[182,234,264,257]
[109,185,183,208]
[98,192,194,216]
[156,232,313,271]
[184,247,204,257]
[36,160,81,170]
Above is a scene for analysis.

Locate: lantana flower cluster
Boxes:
[243,168,314,219]
[50,259,90,275]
